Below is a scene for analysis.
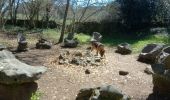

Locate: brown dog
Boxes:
[91,42,105,57]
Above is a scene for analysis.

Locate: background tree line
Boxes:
[0,0,170,37]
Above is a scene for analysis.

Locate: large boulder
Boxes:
[76,85,130,100]
[36,38,52,49]
[151,64,170,96]
[157,46,170,69]
[0,50,47,84]
[116,43,132,55]
[138,43,164,63]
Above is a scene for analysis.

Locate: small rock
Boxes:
[95,57,101,62]
[59,60,64,65]
[119,71,129,76]
[116,43,132,55]
[144,66,153,75]
[85,69,90,74]
[76,88,93,100]
[59,54,64,60]
[36,42,52,49]
[74,51,83,57]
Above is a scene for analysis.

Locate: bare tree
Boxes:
[0,0,9,28]
[58,0,70,43]
[8,0,20,25]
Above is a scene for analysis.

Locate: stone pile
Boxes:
[17,33,28,51]
[58,50,104,66]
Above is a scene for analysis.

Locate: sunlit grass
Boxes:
[1,26,170,54]
[132,34,169,53]
[102,34,170,53]
[31,91,42,100]
[75,33,91,44]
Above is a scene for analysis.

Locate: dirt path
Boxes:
[14,45,153,100]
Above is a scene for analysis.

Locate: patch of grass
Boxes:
[102,34,170,53]
[3,25,26,32]
[31,91,42,100]
[75,33,91,44]
[42,29,60,41]
[132,34,169,53]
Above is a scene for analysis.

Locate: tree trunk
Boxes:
[58,0,70,43]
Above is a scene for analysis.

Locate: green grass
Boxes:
[75,33,91,44]
[102,34,170,53]
[2,25,170,53]
[42,29,60,40]
[31,91,42,100]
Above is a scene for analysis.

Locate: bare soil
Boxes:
[0,33,154,100]
[14,45,153,100]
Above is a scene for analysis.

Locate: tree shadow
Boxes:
[0,82,38,100]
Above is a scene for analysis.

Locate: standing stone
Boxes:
[17,33,28,51]
[67,32,75,40]
[90,32,102,42]
[63,33,79,48]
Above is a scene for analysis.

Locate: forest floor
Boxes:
[0,32,155,100]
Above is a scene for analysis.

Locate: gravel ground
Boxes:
[14,45,153,100]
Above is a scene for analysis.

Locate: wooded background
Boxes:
[0,0,170,37]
